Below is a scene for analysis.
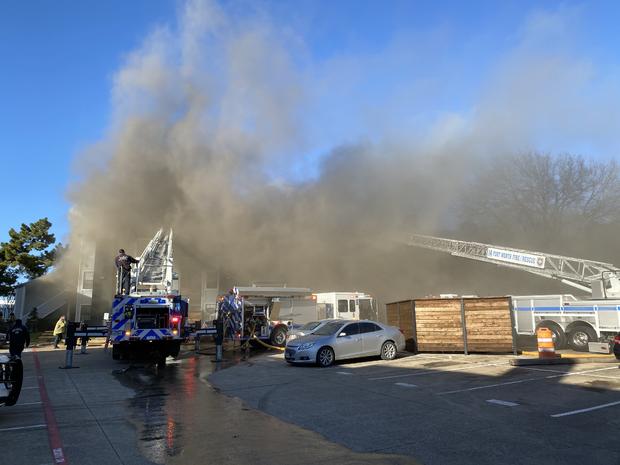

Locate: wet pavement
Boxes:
[1,345,420,465]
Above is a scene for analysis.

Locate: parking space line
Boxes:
[18,401,43,406]
[336,371,353,375]
[438,366,619,395]
[368,362,505,380]
[0,424,47,432]
[486,399,519,407]
[394,382,417,388]
[438,376,540,395]
[517,365,620,381]
[551,400,620,418]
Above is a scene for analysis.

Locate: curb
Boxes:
[510,357,618,366]
[520,350,613,359]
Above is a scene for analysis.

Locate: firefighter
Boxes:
[8,319,30,358]
[114,248,139,295]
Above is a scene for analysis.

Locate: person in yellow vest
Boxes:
[53,315,66,349]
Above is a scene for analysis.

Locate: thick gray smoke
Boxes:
[67,1,620,312]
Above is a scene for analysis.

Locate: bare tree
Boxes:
[460,152,620,252]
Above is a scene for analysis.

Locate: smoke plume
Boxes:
[67,1,620,311]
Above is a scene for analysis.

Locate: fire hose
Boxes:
[241,321,285,352]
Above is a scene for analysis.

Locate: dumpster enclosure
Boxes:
[386,297,516,354]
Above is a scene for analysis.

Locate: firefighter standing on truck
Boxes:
[115,248,139,295]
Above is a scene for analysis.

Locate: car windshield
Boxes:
[313,321,346,336]
[301,321,322,330]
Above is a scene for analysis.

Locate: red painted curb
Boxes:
[33,349,69,465]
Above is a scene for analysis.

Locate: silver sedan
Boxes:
[284,320,405,367]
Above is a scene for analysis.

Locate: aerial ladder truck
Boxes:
[110,228,188,366]
[408,234,620,351]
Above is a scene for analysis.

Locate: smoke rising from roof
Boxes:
[67,1,620,306]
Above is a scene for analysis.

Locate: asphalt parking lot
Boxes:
[209,351,620,465]
[0,346,421,465]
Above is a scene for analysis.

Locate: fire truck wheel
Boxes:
[568,326,596,352]
[270,326,287,347]
[169,344,181,358]
[112,345,120,360]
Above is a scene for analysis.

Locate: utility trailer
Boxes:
[110,229,188,366]
[408,234,620,350]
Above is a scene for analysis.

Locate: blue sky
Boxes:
[2,0,619,244]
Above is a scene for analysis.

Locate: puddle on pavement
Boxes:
[112,348,422,465]
[113,351,246,464]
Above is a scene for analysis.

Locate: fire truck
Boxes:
[110,229,188,366]
[217,286,316,347]
[217,287,377,347]
[408,234,620,351]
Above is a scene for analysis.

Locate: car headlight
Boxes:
[298,342,315,351]
[287,334,298,341]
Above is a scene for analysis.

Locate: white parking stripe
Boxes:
[486,399,519,407]
[395,382,417,388]
[438,366,619,395]
[0,424,47,432]
[551,400,620,418]
[517,365,620,381]
[369,362,505,380]
[439,377,540,395]
[18,401,42,406]
[336,371,353,375]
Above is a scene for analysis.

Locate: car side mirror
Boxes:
[338,332,347,337]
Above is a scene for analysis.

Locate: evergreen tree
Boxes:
[0,218,58,295]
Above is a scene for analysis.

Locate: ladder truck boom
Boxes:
[133,228,176,294]
[408,234,620,297]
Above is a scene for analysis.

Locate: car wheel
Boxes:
[381,341,397,360]
[270,326,287,347]
[568,326,596,352]
[316,347,335,367]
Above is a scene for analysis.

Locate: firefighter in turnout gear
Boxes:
[8,319,30,358]
[115,248,139,295]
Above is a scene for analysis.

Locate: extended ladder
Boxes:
[408,234,618,293]
[133,228,176,294]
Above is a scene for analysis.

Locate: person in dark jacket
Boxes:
[114,249,139,295]
[8,319,30,358]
